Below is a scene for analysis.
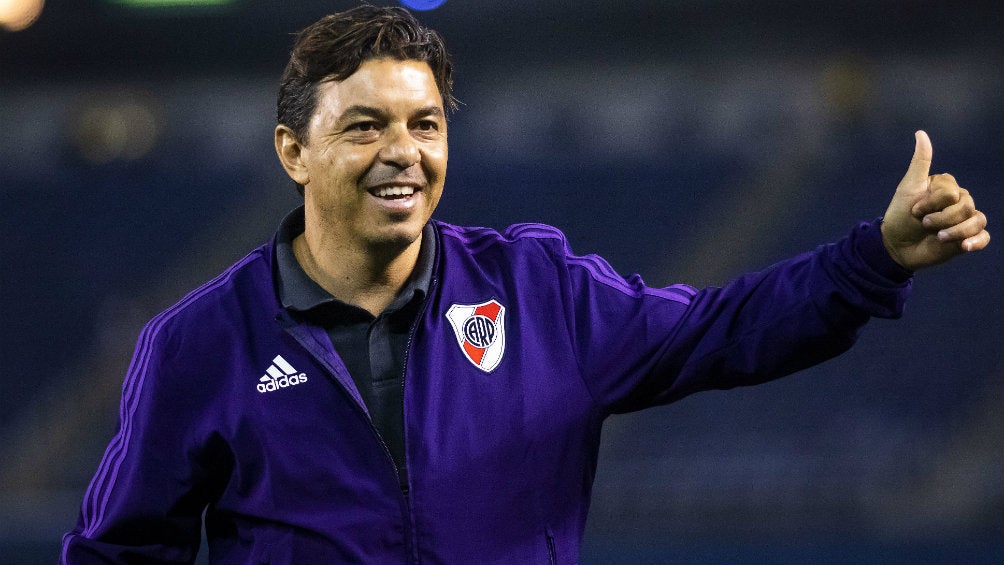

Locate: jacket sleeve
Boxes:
[560,219,913,414]
[61,315,213,565]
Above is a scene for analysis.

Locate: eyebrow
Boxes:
[337,105,385,122]
[413,106,444,118]
[336,105,444,124]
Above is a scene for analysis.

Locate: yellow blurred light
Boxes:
[70,92,163,164]
[0,0,44,32]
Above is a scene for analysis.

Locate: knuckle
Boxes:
[930,172,958,186]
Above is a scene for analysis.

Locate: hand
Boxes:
[880,130,990,271]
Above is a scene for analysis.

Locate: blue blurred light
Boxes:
[399,0,447,10]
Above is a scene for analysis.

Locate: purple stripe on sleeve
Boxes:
[643,285,697,303]
[82,318,159,533]
[441,221,695,305]
[88,317,162,534]
[438,224,505,254]
[510,222,696,305]
[505,223,566,244]
[566,255,693,305]
[60,532,72,564]
[80,250,262,537]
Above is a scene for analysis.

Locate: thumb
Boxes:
[902,130,933,187]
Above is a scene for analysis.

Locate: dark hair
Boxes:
[277,5,456,144]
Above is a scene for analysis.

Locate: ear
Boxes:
[274,124,310,186]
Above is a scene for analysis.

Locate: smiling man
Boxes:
[276,57,447,316]
[62,5,989,565]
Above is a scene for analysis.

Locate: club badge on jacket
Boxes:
[445,299,507,373]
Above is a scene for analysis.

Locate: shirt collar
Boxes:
[274,206,436,315]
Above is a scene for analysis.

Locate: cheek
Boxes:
[308,151,372,210]
[423,143,449,180]
[331,153,369,177]
[315,146,372,182]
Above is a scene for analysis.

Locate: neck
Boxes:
[293,230,421,317]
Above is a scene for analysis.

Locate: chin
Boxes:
[367,224,424,252]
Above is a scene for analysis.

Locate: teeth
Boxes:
[373,186,416,198]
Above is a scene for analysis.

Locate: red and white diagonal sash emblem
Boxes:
[445,299,506,373]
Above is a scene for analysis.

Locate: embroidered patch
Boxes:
[445,299,507,373]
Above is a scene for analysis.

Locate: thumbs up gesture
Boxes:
[880,130,990,271]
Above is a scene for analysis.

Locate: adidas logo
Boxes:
[257,355,308,393]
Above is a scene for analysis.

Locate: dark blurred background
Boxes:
[1,1,1001,563]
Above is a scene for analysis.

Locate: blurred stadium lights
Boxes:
[69,91,163,164]
[399,0,448,10]
[0,0,44,32]
[821,55,874,124]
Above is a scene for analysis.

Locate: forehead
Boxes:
[314,58,443,118]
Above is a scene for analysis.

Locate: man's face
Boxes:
[295,58,447,253]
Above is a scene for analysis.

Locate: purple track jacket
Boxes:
[62,218,910,564]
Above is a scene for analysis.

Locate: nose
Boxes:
[378,125,420,169]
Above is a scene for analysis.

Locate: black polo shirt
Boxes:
[274,207,434,490]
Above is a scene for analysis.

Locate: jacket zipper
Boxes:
[276,311,418,563]
[277,226,441,564]
[398,274,437,564]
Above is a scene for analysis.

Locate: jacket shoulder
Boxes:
[434,220,571,256]
[142,244,274,349]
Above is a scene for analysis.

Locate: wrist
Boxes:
[872,218,914,282]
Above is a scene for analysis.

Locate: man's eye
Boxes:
[415,120,438,131]
[350,122,379,132]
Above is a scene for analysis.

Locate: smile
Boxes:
[370,185,419,199]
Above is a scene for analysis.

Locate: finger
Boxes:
[913,174,962,217]
[921,187,974,229]
[936,210,988,242]
[962,229,991,253]
[902,130,933,187]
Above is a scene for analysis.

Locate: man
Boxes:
[62,6,989,565]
